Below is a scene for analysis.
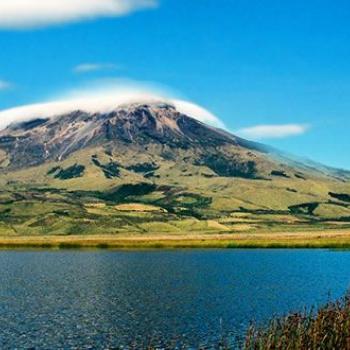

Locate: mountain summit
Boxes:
[0,101,349,235]
[0,102,241,168]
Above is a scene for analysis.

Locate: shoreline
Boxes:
[1,229,350,249]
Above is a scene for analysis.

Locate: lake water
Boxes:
[1,249,350,349]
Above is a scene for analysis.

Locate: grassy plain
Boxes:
[0,145,349,248]
[1,229,350,249]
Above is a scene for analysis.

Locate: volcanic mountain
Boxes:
[0,101,349,236]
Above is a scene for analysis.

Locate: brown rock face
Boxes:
[0,102,241,169]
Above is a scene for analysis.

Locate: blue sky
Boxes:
[0,0,349,169]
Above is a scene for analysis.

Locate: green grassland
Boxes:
[0,145,349,244]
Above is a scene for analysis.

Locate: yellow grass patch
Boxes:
[85,203,107,209]
[206,220,229,231]
[1,229,350,249]
[114,203,166,212]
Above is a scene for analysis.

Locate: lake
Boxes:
[1,249,350,349]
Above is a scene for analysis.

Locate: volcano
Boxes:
[0,101,349,236]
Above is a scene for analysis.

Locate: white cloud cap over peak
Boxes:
[237,124,310,140]
[0,0,158,29]
[73,63,121,73]
[173,100,226,129]
[0,82,225,131]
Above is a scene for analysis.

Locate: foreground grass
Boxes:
[1,229,350,249]
[245,293,350,350]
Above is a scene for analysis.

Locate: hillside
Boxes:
[0,101,349,236]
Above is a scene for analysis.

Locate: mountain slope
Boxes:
[0,101,349,236]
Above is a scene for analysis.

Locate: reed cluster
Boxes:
[244,293,350,349]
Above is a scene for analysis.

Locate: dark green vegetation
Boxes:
[91,156,120,178]
[49,164,85,180]
[288,202,319,215]
[195,155,258,178]
[329,192,350,203]
[0,102,349,236]
[271,170,290,178]
[126,162,159,174]
[245,292,350,350]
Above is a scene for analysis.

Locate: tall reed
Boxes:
[245,293,350,349]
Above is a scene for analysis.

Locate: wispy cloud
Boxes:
[0,79,225,130]
[0,0,158,29]
[0,80,12,91]
[73,63,121,74]
[236,124,310,140]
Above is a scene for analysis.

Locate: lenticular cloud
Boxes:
[0,89,225,131]
[0,0,157,29]
[237,124,309,140]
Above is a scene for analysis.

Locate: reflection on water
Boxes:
[0,249,350,348]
